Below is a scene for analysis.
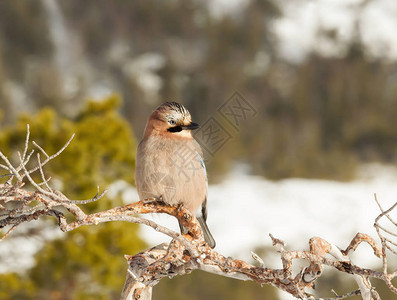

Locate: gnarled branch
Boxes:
[1,125,396,299]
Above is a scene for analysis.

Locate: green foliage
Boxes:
[0,95,145,299]
[0,273,35,300]
[153,270,279,300]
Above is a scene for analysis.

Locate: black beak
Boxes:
[182,122,200,130]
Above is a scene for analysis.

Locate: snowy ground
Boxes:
[0,221,63,274]
[1,164,396,298]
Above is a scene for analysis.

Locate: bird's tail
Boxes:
[179,216,216,249]
[197,216,216,249]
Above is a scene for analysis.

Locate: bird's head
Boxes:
[144,102,200,138]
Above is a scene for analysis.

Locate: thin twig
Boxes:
[0,173,13,179]
[0,163,10,172]
[329,289,361,299]
[67,186,107,204]
[32,141,49,159]
[0,151,22,181]
[21,124,30,162]
[376,223,397,237]
[38,177,52,186]
[384,242,397,255]
[0,224,18,241]
[28,133,75,176]
[37,153,52,191]
[17,152,54,198]
[374,194,397,227]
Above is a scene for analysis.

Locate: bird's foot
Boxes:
[143,197,161,204]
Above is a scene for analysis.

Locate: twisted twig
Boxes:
[0,125,396,300]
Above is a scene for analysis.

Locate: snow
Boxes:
[209,0,397,62]
[122,53,166,104]
[274,0,397,62]
[0,222,63,274]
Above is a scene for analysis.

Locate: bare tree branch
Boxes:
[1,126,396,299]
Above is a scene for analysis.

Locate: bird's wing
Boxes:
[195,150,209,221]
[196,151,207,184]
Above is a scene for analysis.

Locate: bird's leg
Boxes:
[176,203,189,220]
[176,203,190,235]
[142,196,162,204]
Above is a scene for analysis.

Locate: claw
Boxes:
[143,197,159,204]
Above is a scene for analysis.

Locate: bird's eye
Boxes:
[168,120,176,126]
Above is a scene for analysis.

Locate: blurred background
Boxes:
[1,0,397,299]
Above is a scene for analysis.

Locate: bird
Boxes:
[135,102,216,248]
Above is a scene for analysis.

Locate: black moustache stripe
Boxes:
[168,126,182,132]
